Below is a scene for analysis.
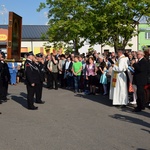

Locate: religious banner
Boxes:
[7,12,22,60]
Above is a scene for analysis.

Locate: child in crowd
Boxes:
[99,61,108,95]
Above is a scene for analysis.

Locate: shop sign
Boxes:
[0,34,7,41]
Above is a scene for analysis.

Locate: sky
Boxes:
[0,0,48,25]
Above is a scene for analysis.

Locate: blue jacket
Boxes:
[8,62,18,73]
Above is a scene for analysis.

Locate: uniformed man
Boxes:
[34,53,45,104]
[25,51,39,110]
[0,50,3,104]
[0,52,10,102]
[0,50,3,114]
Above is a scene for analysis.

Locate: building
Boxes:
[138,23,150,50]
[79,37,138,54]
[0,25,49,56]
[0,24,138,56]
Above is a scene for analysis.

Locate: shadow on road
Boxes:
[75,93,150,118]
[110,114,150,129]
[20,92,27,98]
[141,128,150,134]
[75,93,112,106]
[121,106,150,118]
[11,92,27,109]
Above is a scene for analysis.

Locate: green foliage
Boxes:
[64,46,74,55]
[88,47,94,52]
[87,0,150,51]
[38,0,88,53]
[38,0,150,52]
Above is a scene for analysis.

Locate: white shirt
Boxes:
[65,61,71,70]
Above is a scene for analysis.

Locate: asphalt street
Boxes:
[0,83,150,150]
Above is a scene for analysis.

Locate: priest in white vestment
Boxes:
[109,50,129,106]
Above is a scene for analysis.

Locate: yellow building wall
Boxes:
[34,47,40,54]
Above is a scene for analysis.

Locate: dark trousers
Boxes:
[80,75,84,90]
[74,75,81,92]
[35,82,43,102]
[26,84,35,108]
[136,85,145,110]
[59,73,65,88]
[66,76,73,88]
[0,80,3,101]
[0,80,8,100]
[2,82,9,99]
[52,72,58,89]
[47,72,53,88]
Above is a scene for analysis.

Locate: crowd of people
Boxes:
[0,48,150,112]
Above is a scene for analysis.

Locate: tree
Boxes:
[38,0,150,53]
[37,0,89,53]
[86,0,150,51]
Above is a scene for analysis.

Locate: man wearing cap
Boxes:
[0,50,3,104]
[24,51,39,110]
[0,52,10,102]
[35,53,45,104]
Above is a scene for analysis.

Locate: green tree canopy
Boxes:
[86,0,150,51]
[37,0,89,53]
[38,0,150,52]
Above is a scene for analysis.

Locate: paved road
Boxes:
[0,83,150,150]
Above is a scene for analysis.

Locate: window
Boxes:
[145,32,150,39]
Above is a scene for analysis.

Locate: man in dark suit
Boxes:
[25,51,39,110]
[0,50,3,114]
[0,52,10,102]
[132,50,149,112]
[0,50,3,104]
[34,53,45,104]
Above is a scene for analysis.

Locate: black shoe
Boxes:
[28,106,38,110]
[120,105,126,108]
[87,92,92,95]
[3,97,9,100]
[132,108,141,112]
[36,101,45,104]
[114,105,121,108]
[0,112,2,114]
[0,100,2,104]
[55,88,58,90]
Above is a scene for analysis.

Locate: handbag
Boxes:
[129,82,134,93]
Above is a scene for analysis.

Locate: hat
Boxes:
[1,52,5,59]
[36,53,43,58]
[26,51,34,57]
